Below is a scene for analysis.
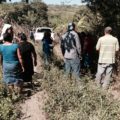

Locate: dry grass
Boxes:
[0,68,19,120]
[40,64,120,120]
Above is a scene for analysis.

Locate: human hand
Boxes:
[34,61,37,66]
[22,66,25,72]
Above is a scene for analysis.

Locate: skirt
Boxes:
[3,62,23,85]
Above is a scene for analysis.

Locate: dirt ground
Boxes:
[19,43,120,120]
[20,90,47,120]
[20,45,48,120]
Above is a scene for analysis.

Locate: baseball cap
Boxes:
[67,22,75,31]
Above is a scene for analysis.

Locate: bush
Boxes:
[0,67,19,120]
[0,87,19,120]
[0,2,49,29]
[41,65,120,120]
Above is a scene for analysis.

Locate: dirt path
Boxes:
[20,44,48,120]
[20,90,47,120]
[19,42,120,120]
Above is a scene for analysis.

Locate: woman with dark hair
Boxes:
[42,31,53,66]
[0,24,13,43]
[5,27,13,38]
[18,33,37,83]
[0,32,24,95]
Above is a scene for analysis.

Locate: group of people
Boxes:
[0,22,119,98]
[60,22,119,90]
[0,24,37,97]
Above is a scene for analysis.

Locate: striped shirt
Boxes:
[96,34,119,63]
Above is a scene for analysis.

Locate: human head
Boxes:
[2,24,12,33]
[80,32,86,38]
[0,24,13,41]
[6,27,13,37]
[3,32,13,42]
[104,26,112,34]
[67,22,75,31]
[18,32,27,41]
[6,27,13,33]
[44,31,51,38]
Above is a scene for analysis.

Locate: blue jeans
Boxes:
[65,58,80,79]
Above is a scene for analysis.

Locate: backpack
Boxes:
[61,32,76,55]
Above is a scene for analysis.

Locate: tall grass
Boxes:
[41,65,120,120]
[0,68,19,120]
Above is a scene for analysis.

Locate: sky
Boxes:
[42,0,82,5]
[7,0,84,5]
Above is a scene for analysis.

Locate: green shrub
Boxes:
[41,66,120,120]
[0,67,19,120]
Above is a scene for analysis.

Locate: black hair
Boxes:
[18,32,27,41]
[3,33,13,42]
[43,31,51,39]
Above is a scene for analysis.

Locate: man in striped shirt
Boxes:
[96,26,119,89]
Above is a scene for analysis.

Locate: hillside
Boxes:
[0,2,48,35]
[48,5,79,32]
[0,3,120,120]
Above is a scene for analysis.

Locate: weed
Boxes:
[41,65,120,120]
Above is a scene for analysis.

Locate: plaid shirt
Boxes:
[96,34,119,63]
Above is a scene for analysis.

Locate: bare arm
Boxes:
[116,38,119,52]
[32,46,37,66]
[75,32,81,56]
[17,48,24,71]
[96,38,101,51]
[0,55,3,66]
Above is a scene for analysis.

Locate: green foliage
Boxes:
[0,87,19,120]
[0,67,19,120]
[41,66,120,120]
[48,5,79,30]
[73,6,102,34]
[82,0,120,38]
[0,2,48,28]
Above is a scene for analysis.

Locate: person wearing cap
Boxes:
[61,22,81,80]
[95,26,119,89]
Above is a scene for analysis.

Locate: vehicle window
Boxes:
[37,29,51,33]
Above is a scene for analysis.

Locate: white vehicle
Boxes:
[0,24,12,41]
[34,27,54,41]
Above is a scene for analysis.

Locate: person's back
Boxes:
[97,34,118,63]
[42,31,53,66]
[42,37,53,55]
[96,26,119,89]
[60,22,81,80]
[19,41,34,62]
[0,32,23,95]
[0,44,19,64]
[62,30,81,59]
[18,33,37,82]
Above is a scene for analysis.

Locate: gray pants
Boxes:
[95,63,113,89]
[65,58,80,80]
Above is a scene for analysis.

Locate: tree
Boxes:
[82,0,120,38]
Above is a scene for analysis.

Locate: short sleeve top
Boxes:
[0,43,19,64]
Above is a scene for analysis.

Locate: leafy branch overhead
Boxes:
[82,0,120,38]
[0,3,49,29]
